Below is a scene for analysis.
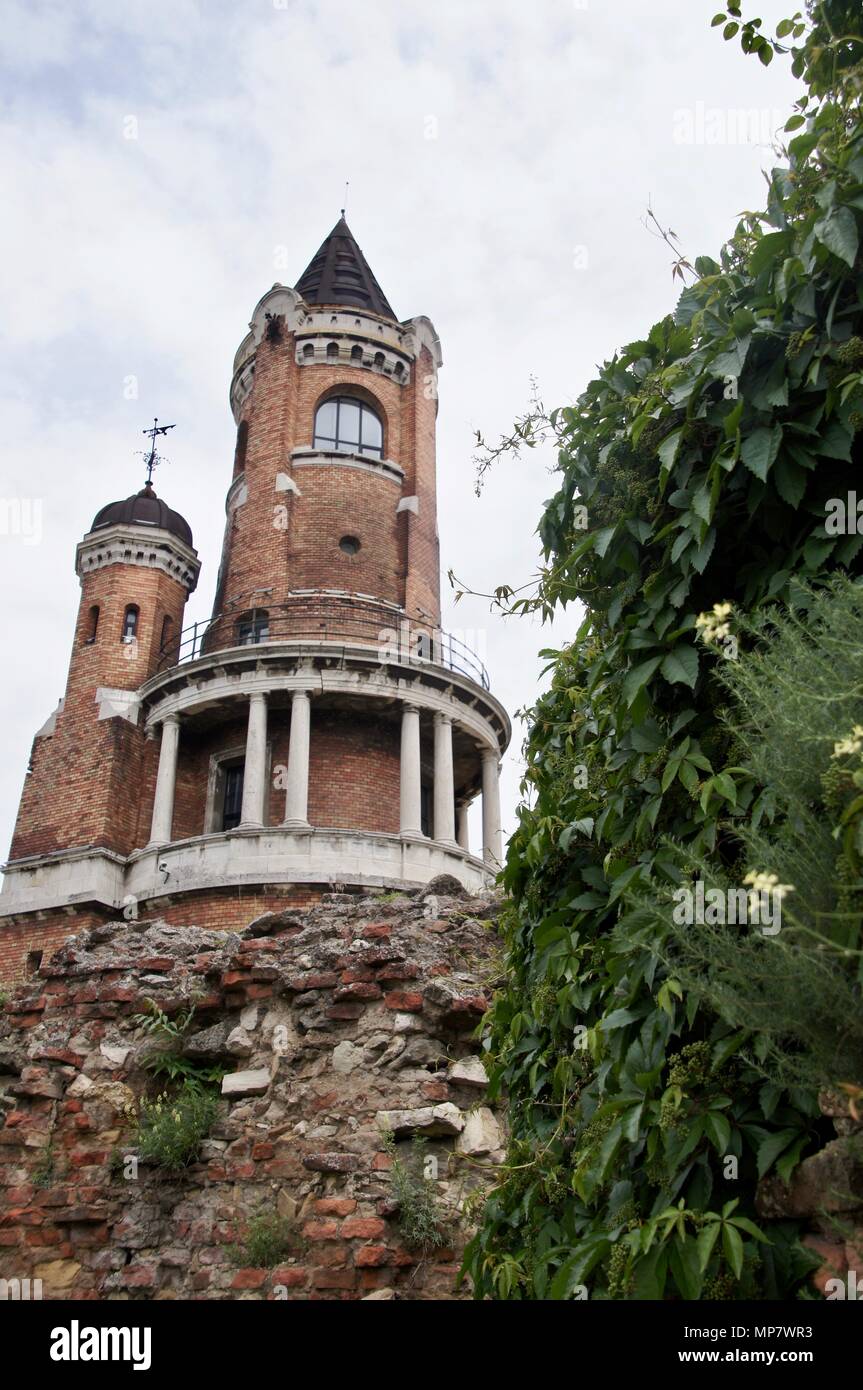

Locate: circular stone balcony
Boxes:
[158,593,491,690]
[134,597,509,902]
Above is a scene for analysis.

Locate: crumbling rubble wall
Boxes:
[0,877,506,1301]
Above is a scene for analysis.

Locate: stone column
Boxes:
[148,714,180,846]
[400,703,423,837]
[433,713,457,846]
[456,801,470,853]
[283,689,312,828]
[239,692,268,828]
[482,748,503,868]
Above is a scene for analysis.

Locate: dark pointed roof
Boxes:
[90,483,194,549]
[294,216,396,320]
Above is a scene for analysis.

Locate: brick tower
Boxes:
[0,219,510,979]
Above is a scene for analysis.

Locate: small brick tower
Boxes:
[0,219,510,980]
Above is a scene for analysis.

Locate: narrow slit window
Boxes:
[122,605,139,643]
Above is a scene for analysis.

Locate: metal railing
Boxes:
[156,594,490,689]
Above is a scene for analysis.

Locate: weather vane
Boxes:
[140,417,176,485]
[341,180,349,218]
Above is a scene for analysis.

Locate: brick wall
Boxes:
[0,883,506,1300]
[210,324,441,637]
[8,564,189,863]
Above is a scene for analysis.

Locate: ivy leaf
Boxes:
[661,645,699,688]
[712,772,737,805]
[705,1111,732,1154]
[696,1222,722,1272]
[741,425,782,481]
[815,420,853,461]
[670,1235,704,1300]
[756,1128,799,1179]
[722,1223,745,1280]
[657,428,684,482]
[773,455,807,508]
[593,526,617,558]
[623,656,663,707]
[814,207,859,268]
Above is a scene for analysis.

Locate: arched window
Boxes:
[326,341,339,359]
[313,397,383,459]
[236,609,269,646]
[350,344,363,363]
[122,605,139,643]
[303,342,314,360]
[85,605,99,644]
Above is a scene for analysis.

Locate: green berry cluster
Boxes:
[668,1041,713,1089]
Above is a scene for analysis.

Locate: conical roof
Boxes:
[294,216,396,320]
[90,483,194,548]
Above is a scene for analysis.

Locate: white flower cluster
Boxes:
[743,870,794,906]
[832,725,863,758]
[695,601,733,645]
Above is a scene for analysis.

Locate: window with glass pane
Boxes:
[236,612,269,646]
[222,763,244,830]
[313,397,383,458]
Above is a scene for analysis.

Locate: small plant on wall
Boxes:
[133,1085,220,1173]
[384,1132,451,1253]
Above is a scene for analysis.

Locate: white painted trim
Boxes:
[76,524,200,593]
[290,448,404,484]
[0,827,491,916]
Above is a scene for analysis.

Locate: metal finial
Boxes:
[341,180,349,218]
[141,417,176,485]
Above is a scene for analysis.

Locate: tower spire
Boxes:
[294,217,396,320]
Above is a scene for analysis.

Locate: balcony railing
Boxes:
[157,594,490,690]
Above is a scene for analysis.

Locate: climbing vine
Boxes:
[463,1,863,1300]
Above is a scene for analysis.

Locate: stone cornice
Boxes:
[76,524,200,592]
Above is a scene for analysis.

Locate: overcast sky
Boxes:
[0,0,802,865]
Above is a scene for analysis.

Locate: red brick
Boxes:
[312,1268,355,1290]
[232,1268,269,1289]
[384,991,423,1012]
[342,1217,386,1239]
[354,1245,391,1268]
[302,1221,339,1242]
[314,1198,357,1216]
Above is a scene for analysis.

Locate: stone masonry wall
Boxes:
[0,877,505,1300]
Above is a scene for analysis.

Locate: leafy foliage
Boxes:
[134,997,226,1090]
[464,4,863,1300]
[235,1210,305,1268]
[133,1083,219,1172]
[628,577,863,1096]
[384,1134,450,1253]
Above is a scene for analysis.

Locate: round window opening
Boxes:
[339,535,361,556]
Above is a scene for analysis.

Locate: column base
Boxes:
[282,818,313,832]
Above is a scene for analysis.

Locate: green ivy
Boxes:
[464,3,863,1300]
